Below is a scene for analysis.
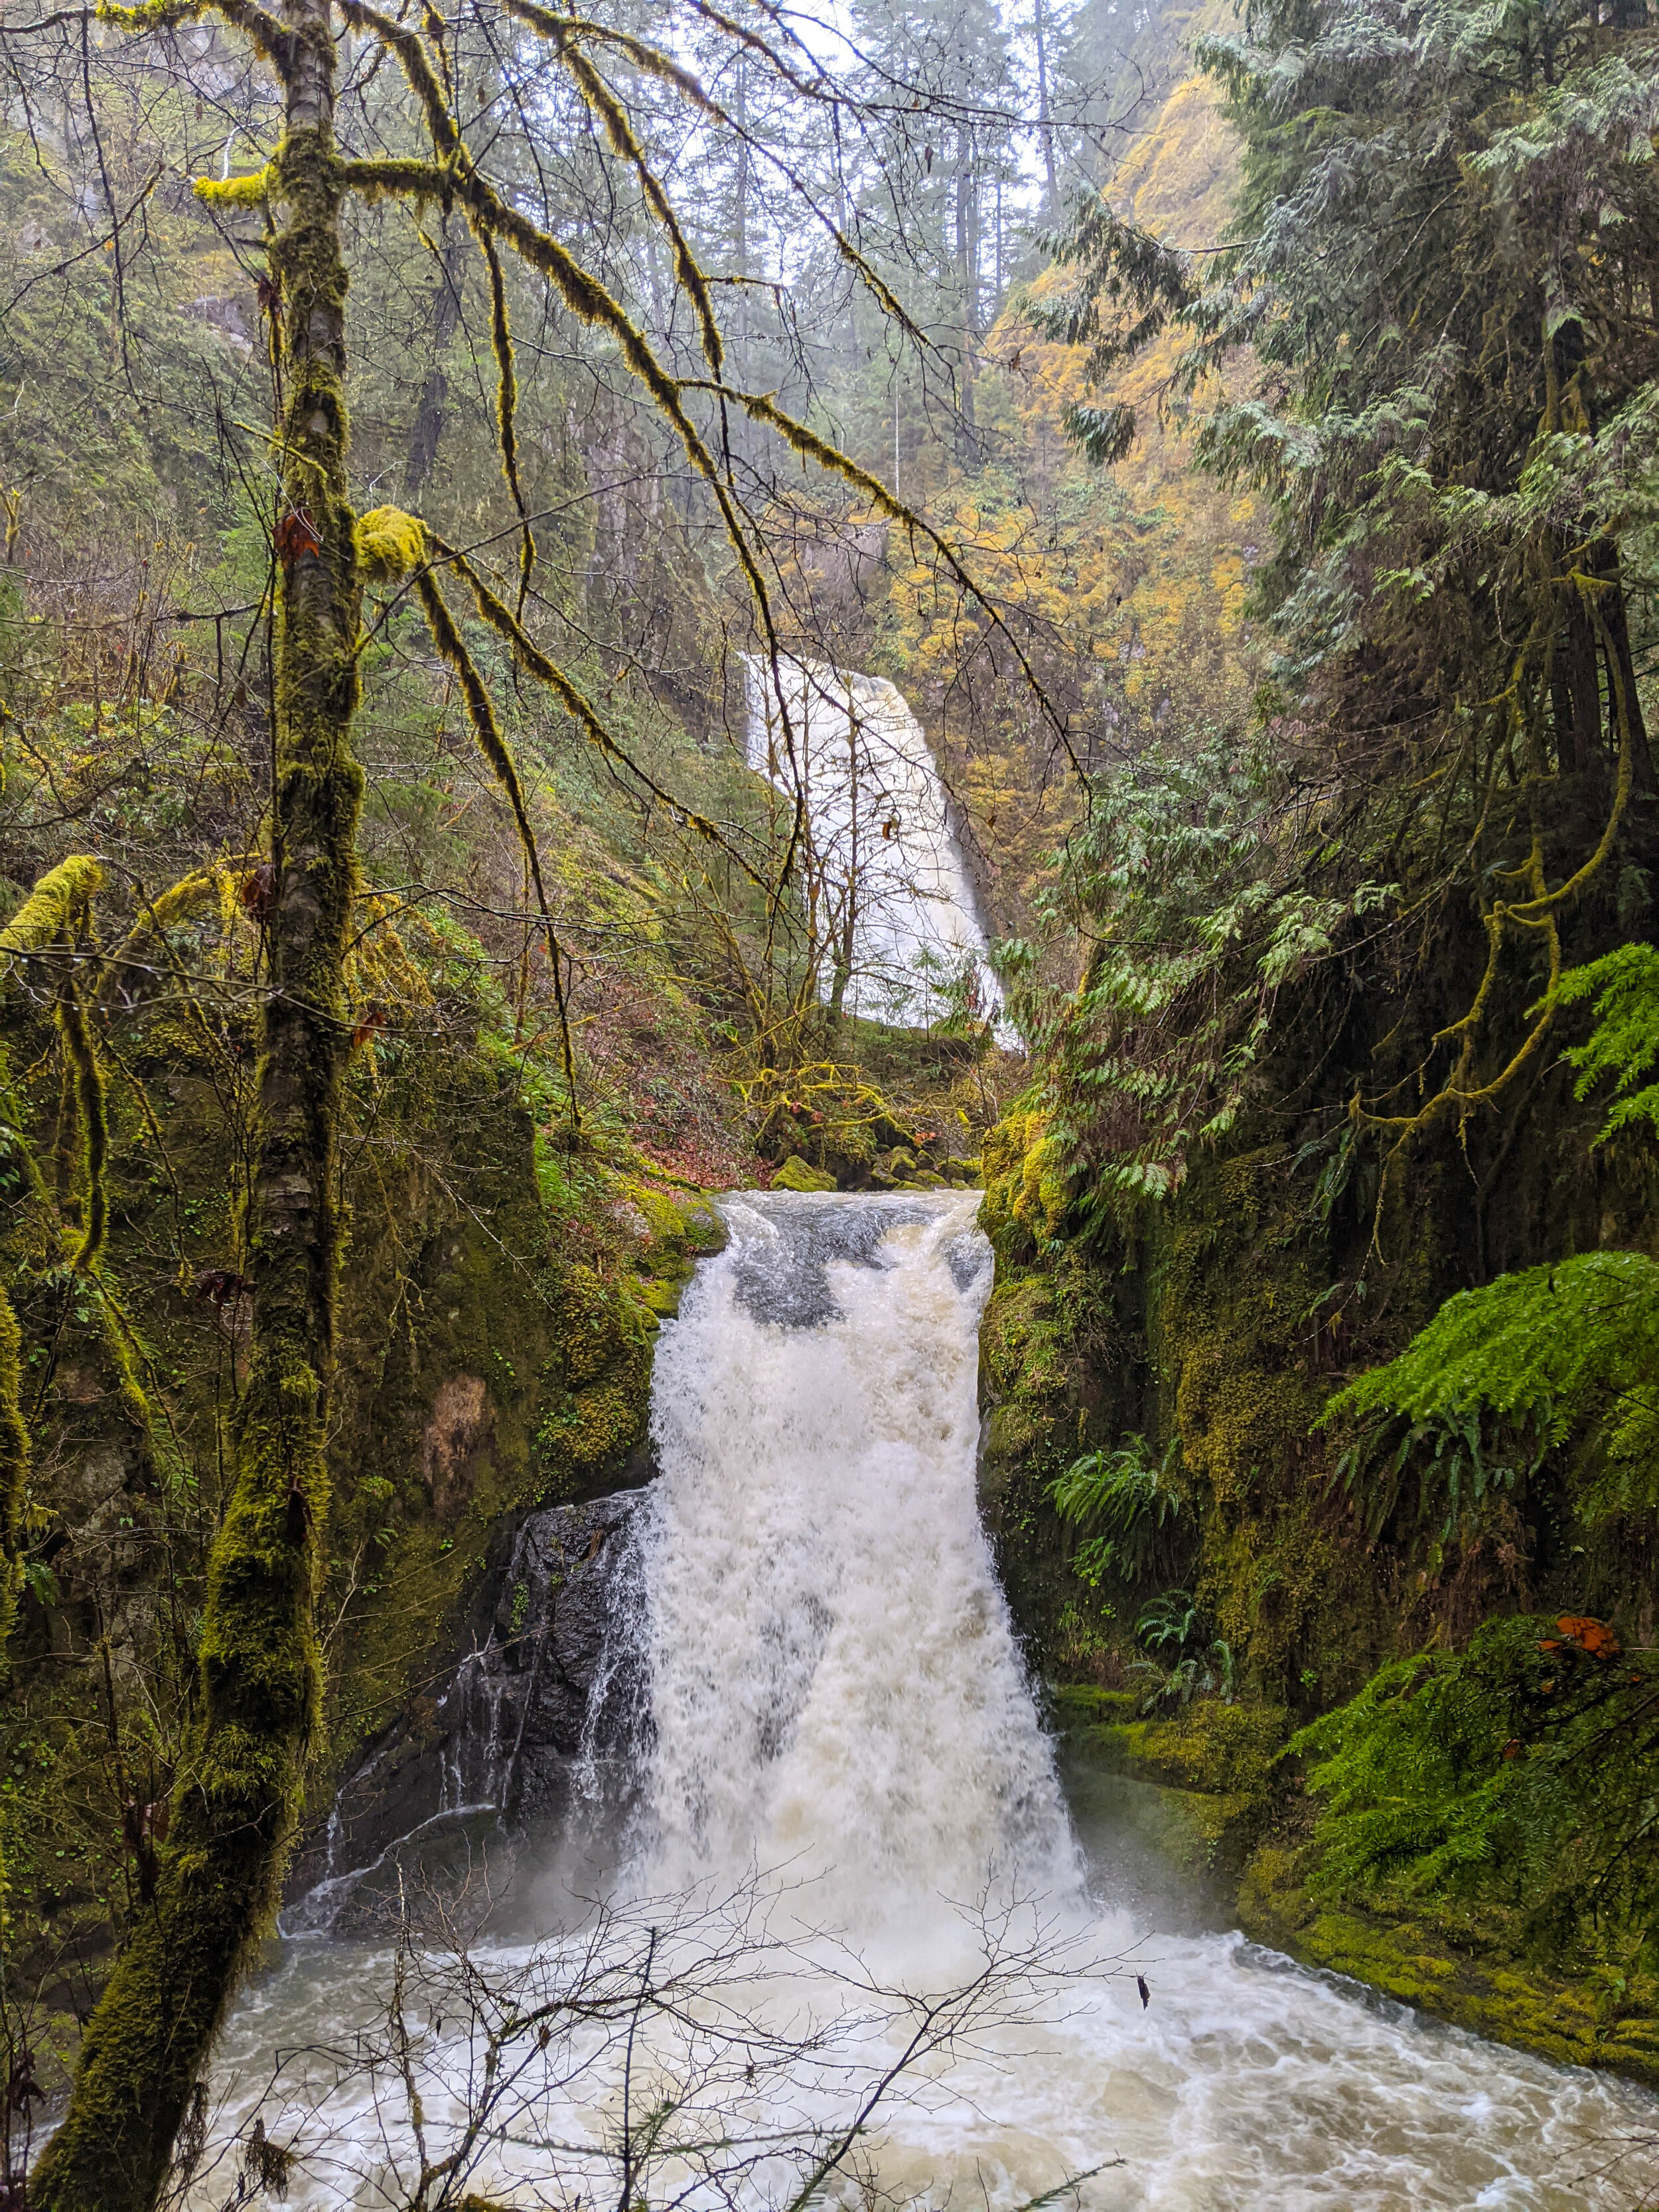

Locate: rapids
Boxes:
[192,1192,1657,2210]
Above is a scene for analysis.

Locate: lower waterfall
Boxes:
[637,1189,1069,1923]
[199,1193,1654,2210]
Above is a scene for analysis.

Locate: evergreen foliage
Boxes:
[1005,729,1392,1220]
[1329,1250,1659,1534]
[1023,0,1659,1193]
[1325,945,1659,1536]
[1046,1430,1188,1583]
[1559,940,1659,1143]
[1293,1614,1659,1959]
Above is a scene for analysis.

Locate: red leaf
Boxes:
[275,505,323,567]
[240,860,275,919]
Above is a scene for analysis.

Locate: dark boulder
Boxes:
[286,1487,648,1929]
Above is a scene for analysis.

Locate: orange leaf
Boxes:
[1557,1615,1622,1660]
[275,505,323,567]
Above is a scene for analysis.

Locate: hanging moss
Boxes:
[478,232,537,603]
[980,1108,1070,1255]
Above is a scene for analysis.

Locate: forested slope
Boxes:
[0,0,1123,2168]
[977,0,1659,2081]
[9,0,1659,2178]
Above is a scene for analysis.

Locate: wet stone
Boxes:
[285,1488,648,1931]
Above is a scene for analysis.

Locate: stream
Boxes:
[196,1193,1659,2209]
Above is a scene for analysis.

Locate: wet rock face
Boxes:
[287,1489,648,1925]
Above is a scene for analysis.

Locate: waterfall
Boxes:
[202,1193,1658,2209]
[636,1189,1071,1926]
[743,656,1010,1035]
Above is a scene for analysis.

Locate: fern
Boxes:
[1047,1433,1189,1586]
[1325,945,1659,1538]
[1292,1616,1659,1951]
[1559,942,1659,1143]
[1325,1251,1659,1535]
[1129,1589,1235,1711]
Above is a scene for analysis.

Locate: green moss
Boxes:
[979,1107,1070,1256]
[192,165,275,208]
[1241,1845,1659,2086]
[533,1258,657,1498]
[772,1155,837,1193]
[0,1289,28,1708]
[1145,1149,1391,1697]
[353,502,427,583]
[0,855,102,965]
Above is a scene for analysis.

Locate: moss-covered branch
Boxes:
[0,853,102,965]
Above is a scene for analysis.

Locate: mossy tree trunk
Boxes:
[31,5,364,2203]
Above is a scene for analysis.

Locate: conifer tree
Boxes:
[1022,0,1659,1205]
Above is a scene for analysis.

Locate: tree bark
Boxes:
[406,209,466,494]
[31,2,363,2203]
[1602,568,1655,795]
[1034,0,1060,219]
[1561,578,1603,776]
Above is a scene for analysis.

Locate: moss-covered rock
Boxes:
[772,1155,837,1193]
[980,1108,1070,1256]
[1240,1844,1659,2086]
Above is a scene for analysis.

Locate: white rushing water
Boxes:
[744,656,1009,1034]
[198,1193,1658,2211]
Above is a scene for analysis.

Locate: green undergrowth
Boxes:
[1051,1682,1286,1885]
[0,866,738,2088]
[981,996,1659,2077]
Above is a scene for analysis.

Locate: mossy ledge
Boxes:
[1240,1848,1659,2088]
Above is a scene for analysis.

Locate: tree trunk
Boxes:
[954,149,977,438]
[1561,579,1603,776]
[406,210,467,493]
[1602,569,1656,794]
[1034,0,1060,219]
[31,2,363,2203]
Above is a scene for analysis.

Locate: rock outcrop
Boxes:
[287,1486,648,1927]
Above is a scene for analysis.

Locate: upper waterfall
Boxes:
[743,656,1011,1037]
